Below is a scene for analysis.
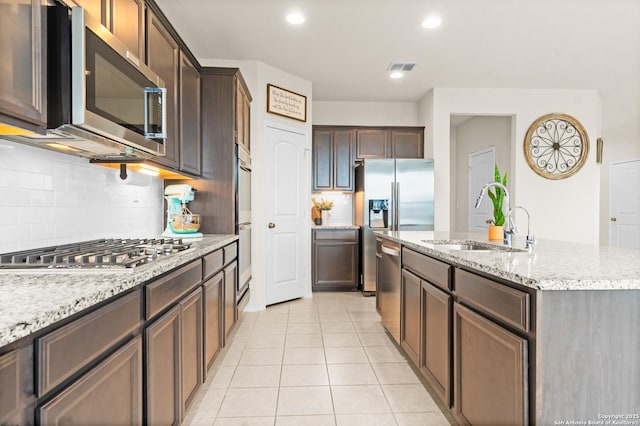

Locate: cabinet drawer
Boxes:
[314,229,357,241]
[402,248,451,291]
[146,260,202,319]
[455,269,530,332]
[203,249,224,280]
[224,243,238,263]
[37,290,142,397]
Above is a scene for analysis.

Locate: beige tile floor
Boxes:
[183,292,455,426]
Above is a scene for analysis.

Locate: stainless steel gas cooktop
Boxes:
[0,238,192,270]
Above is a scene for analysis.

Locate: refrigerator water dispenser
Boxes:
[369,199,389,228]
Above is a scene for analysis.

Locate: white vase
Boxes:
[321,210,331,225]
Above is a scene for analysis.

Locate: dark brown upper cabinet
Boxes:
[391,128,424,158]
[74,0,145,61]
[356,129,390,159]
[236,83,251,153]
[146,9,179,169]
[179,53,201,175]
[0,0,47,133]
[312,127,355,192]
[356,127,424,159]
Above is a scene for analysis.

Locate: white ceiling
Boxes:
[154,0,639,123]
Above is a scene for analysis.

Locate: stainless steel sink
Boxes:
[421,240,527,253]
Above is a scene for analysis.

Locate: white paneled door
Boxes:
[610,159,640,249]
[264,124,307,305]
[468,147,495,232]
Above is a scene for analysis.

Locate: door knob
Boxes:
[611,217,617,222]
[268,222,276,228]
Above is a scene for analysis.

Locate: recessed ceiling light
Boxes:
[422,15,442,29]
[389,71,404,79]
[286,12,305,25]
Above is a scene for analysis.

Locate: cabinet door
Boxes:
[180,288,203,413]
[0,346,34,425]
[421,281,452,407]
[39,337,143,425]
[111,0,144,60]
[0,0,46,130]
[73,0,106,24]
[454,303,528,426]
[223,261,238,340]
[400,269,421,365]
[180,53,202,175]
[312,129,333,191]
[146,11,179,169]
[146,305,181,425]
[356,129,390,159]
[235,84,250,152]
[392,129,424,159]
[333,129,355,191]
[313,240,358,291]
[204,272,223,373]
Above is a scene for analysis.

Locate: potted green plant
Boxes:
[486,165,507,241]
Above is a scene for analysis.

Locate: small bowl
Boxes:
[171,214,201,233]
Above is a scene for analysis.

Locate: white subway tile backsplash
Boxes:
[0,139,164,253]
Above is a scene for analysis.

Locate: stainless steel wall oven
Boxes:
[237,145,251,301]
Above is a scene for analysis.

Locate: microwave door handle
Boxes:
[143,87,167,139]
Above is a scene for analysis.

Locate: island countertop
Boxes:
[375,230,640,291]
[0,234,238,348]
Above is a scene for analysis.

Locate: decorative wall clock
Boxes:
[523,113,589,180]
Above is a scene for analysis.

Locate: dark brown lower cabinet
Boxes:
[312,229,359,291]
[180,288,203,413]
[0,346,34,425]
[146,306,181,425]
[420,281,452,407]
[204,271,223,374]
[224,262,238,340]
[38,337,143,425]
[400,269,421,365]
[454,303,528,426]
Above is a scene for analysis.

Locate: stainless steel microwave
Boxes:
[11,5,167,160]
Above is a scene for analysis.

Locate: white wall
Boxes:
[200,58,313,311]
[424,88,602,245]
[452,116,512,232]
[0,139,163,253]
[312,101,419,126]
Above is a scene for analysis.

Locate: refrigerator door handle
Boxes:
[390,182,395,231]
[396,182,400,231]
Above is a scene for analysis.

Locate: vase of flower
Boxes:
[321,209,331,225]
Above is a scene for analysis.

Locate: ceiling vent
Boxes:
[388,62,417,72]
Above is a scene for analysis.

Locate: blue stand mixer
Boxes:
[162,184,203,238]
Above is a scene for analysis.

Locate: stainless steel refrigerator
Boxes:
[355,159,435,293]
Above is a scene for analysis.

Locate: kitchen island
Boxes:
[0,234,238,425]
[375,230,640,426]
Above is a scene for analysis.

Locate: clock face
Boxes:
[523,113,589,180]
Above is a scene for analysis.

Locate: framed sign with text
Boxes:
[267,84,307,122]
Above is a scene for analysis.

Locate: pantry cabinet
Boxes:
[0,0,47,133]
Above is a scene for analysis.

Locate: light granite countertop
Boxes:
[375,230,640,291]
[312,224,359,230]
[0,234,237,348]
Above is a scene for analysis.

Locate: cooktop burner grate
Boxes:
[0,238,192,270]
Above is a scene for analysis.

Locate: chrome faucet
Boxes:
[509,206,536,251]
[474,182,515,246]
